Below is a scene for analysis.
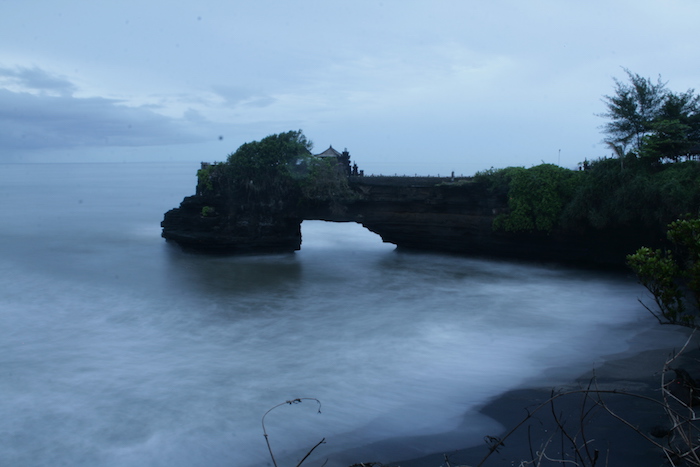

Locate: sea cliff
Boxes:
[161,170,662,266]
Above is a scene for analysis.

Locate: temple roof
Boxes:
[315,145,342,158]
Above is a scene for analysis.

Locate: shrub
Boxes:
[476,164,580,233]
[628,215,700,327]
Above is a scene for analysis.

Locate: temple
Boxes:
[314,145,354,176]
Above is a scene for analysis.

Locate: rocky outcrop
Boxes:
[160,192,302,253]
[162,174,662,266]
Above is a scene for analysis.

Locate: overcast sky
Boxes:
[1,0,698,175]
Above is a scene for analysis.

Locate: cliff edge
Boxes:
[161,170,659,266]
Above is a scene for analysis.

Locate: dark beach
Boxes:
[387,327,698,467]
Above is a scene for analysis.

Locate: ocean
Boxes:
[0,161,687,466]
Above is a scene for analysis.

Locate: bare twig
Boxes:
[295,437,326,467]
[260,338,700,467]
[476,388,694,466]
[476,333,700,467]
[261,398,323,467]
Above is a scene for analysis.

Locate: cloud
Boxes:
[210,85,277,108]
[0,88,207,152]
[0,66,77,97]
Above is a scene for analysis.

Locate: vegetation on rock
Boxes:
[474,70,700,237]
[196,163,221,193]
[221,129,314,204]
[226,130,313,182]
[600,68,700,163]
[194,130,355,212]
[200,205,215,217]
[475,153,700,238]
[628,215,700,327]
[475,164,580,233]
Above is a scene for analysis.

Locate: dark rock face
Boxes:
[161,194,303,254]
[162,175,660,266]
[339,178,503,254]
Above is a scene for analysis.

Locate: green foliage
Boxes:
[627,216,700,327]
[197,164,218,192]
[226,130,313,184]
[600,69,700,163]
[561,157,649,230]
[201,205,215,217]
[473,166,522,198]
[218,130,316,210]
[299,157,355,202]
[667,217,700,312]
[627,247,686,324]
[600,68,667,153]
[477,164,580,233]
[201,130,356,215]
[654,162,700,215]
[648,89,700,162]
[641,119,693,162]
[479,155,700,238]
[562,158,700,231]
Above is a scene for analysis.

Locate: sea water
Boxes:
[0,162,687,466]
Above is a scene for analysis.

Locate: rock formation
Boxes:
[161,168,660,266]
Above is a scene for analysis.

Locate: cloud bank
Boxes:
[0,67,208,155]
[1,0,699,171]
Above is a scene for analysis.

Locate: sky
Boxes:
[0,0,698,175]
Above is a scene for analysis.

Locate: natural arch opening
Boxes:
[299,220,394,252]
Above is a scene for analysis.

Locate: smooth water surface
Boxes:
[0,162,686,466]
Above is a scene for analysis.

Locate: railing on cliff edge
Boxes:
[348,173,474,187]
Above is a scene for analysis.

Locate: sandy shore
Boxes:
[389,328,699,467]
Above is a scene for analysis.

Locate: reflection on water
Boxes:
[164,248,303,296]
[0,163,689,467]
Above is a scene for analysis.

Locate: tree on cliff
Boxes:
[600,69,700,162]
[600,69,667,154]
[218,130,314,204]
[226,130,313,184]
[475,164,580,233]
[642,90,700,162]
[215,130,355,217]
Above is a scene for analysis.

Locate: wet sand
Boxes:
[392,330,699,467]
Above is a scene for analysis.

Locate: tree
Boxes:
[600,68,667,153]
[216,130,357,214]
[627,216,700,328]
[226,130,313,183]
[606,140,628,170]
[642,119,693,162]
[642,89,700,162]
[600,70,700,163]
[486,164,580,233]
